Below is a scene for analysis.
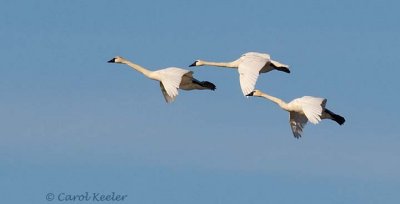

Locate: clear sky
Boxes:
[1,0,399,203]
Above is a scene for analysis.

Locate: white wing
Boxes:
[270,60,289,68]
[238,53,270,96]
[289,112,308,138]
[159,82,175,103]
[298,96,326,124]
[153,67,190,103]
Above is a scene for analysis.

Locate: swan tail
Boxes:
[325,108,345,125]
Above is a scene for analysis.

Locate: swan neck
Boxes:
[201,60,237,68]
[123,60,152,77]
[260,93,289,111]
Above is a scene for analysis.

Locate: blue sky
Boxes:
[1,0,399,203]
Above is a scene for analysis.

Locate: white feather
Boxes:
[192,52,289,96]
[270,59,289,68]
[237,53,269,95]
[298,96,325,124]
[154,67,190,100]
[108,56,214,103]
[248,90,342,138]
[159,82,175,103]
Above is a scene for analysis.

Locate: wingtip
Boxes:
[326,109,345,125]
[277,66,291,73]
[337,117,346,125]
[293,133,302,139]
[191,79,216,91]
[204,81,216,91]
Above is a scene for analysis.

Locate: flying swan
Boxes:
[247,90,345,138]
[108,56,216,103]
[189,52,290,96]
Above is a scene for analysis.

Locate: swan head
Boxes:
[246,90,263,97]
[189,60,204,67]
[107,56,125,64]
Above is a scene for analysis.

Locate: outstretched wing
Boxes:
[154,67,190,103]
[270,60,289,68]
[299,96,326,124]
[289,112,308,138]
[238,53,270,96]
[270,60,290,73]
[159,82,176,103]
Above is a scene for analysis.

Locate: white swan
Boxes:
[247,90,345,138]
[189,52,290,96]
[108,56,216,103]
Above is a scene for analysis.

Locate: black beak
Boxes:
[246,91,255,96]
[189,61,197,67]
[107,58,116,63]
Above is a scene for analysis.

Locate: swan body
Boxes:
[190,52,290,96]
[247,90,345,138]
[108,56,216,103]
